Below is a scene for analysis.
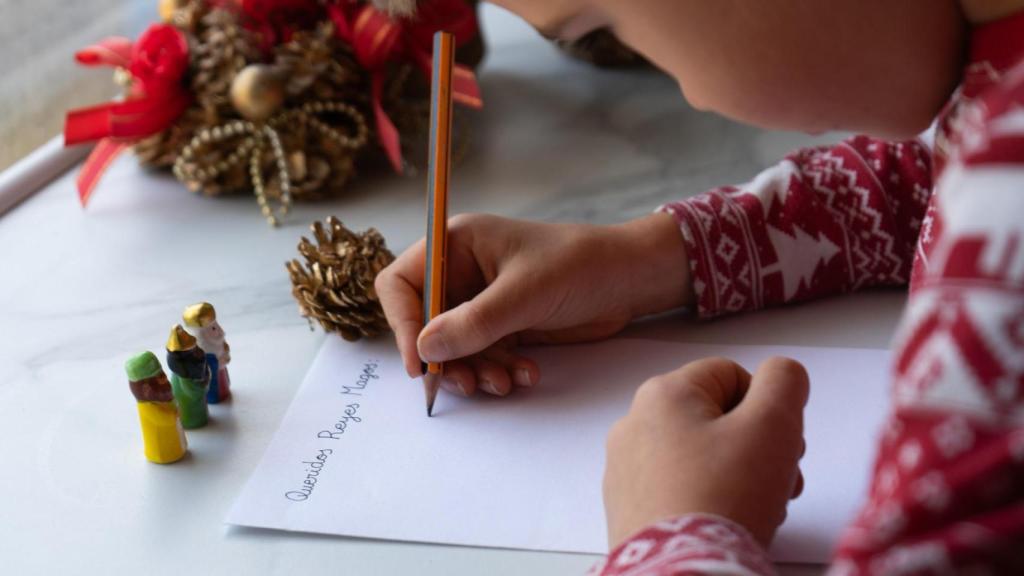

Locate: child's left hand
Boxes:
[603,356,808,548]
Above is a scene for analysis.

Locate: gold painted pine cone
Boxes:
[287,216,395,341]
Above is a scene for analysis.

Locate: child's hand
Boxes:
[603,357,808,548]
[375,213,691,397]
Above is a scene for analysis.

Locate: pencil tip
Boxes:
[424,372,439,417]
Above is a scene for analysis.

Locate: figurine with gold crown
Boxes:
[166,324,211,429]
[183,302,232,404]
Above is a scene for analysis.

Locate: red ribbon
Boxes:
[64,26,192,206]
[329,0,483,173]
[65,91,192,146]
[74,37,134,68]
[75,139,131,207]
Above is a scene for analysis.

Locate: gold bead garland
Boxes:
[173,100,370,226]
[249,124,292,225]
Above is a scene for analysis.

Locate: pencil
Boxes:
[423,31,455,417]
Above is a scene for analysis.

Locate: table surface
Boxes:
[0,6,904,575]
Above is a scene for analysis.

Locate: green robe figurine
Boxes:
[166,324,210,429]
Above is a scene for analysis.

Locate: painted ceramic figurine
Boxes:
[183,302,232,404]
[125,351,188,464]
[166,324,211,429]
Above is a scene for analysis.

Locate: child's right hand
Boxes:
[375,212,692,397]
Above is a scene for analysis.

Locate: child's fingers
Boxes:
[731,357,809,470]
[791,469,804,499]
[375,240,427,377]
[480,346,540,388]
[632,357,752,421]
[417,272,537,363]
[441,361,475,397]
[468,357,512,396]
[734,356,809,433]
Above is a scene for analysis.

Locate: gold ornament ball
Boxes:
[230,65,285,122]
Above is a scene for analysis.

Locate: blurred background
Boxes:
[0,0,156,171]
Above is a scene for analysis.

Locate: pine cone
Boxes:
[287,216,395,341]
[192,7,260,119]
[274,23,340,98]
[166,0,205,32]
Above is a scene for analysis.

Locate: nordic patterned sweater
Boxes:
[594,11,1024,576]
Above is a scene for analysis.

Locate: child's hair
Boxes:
[372,0,418,17]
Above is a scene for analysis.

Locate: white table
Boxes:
[0,6,902,575]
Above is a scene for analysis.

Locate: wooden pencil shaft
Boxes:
[423,31,455,407]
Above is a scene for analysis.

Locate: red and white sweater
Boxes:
[597,12,1024,576]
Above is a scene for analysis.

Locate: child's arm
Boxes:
[597,78,1024,576]
[376,213,693,393]
[660,135,932,318]
[599,356,808,575]
[376,136,932,392]
[829,75,1024,573]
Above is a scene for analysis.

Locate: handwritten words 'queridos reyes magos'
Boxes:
[284,360,379,502]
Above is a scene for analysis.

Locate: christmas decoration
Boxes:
[182,302,233,404]
[64,0,484,226]
[286,216,394,340]
[125,351,188,464]
[166,324,211,429]
[230,64,287,121]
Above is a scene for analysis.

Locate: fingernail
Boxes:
[480,378,505,396]
[419,332,450,362]
[442,376,468,396]
[516,368,533,387]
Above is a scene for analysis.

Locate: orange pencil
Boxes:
[423,31,455,417]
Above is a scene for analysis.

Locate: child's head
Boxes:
[501,0,968,138]
[386,0,968,139]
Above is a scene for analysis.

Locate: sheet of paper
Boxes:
[227,337,890,563]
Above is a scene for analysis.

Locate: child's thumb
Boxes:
[735,356,809,433]
[417,278,530,363]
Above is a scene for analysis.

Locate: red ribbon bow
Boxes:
[64,25,192,206]
[329,0,483,173]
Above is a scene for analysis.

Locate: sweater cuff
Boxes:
[589,514,775,576]
[658,195,745,319]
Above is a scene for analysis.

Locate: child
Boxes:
[375,0,1024,573]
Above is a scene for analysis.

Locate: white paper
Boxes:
[227,337,890,563]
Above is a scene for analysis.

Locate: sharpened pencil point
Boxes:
[424,372,440,417]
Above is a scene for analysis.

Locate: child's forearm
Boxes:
[659,135,933,319]
[611,213,694,319]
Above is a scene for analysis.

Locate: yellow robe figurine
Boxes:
[125,351,188,464]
